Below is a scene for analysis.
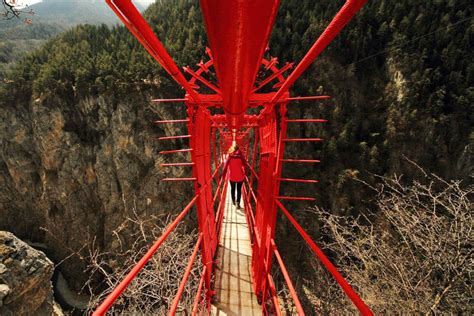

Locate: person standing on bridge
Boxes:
[223,145,249,209]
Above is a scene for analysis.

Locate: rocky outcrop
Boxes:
[0,92,194,291]
[0,231,54,315]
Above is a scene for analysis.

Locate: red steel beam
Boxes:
[281,159,321,163]
[161,178,197,182]
[160,162,195,167]
[151,98,187,103]
[267,274,282,316]
[272,0,367,103]
[278,178,319,184]
[277,196,316,201]
[199,0,281,128]
[158,135,191,140]
[252,62,294,93]
[284,138,323,142]
[106,0,200,102]
[271,239,305,315]
[169,234,203,315]
[275,200,373,315]
[286,119,327,123]
[159,148,193,155]
[191,266,207,316]
[93,195,200,316]
[154,119,190,124]
[286,95,331,102]
[183,66,221,94]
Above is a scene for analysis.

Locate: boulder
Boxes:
[0,231,54,315]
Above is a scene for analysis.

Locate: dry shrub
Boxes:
[306,172,472,314]
[85,211,204,315]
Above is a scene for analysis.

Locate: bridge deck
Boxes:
[211,183,261,315]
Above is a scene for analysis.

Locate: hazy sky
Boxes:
[19,0,156,8]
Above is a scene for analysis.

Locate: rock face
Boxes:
[0,92,194,290]
[0,231,54,315]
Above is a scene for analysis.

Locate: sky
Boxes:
[18,0,156,8]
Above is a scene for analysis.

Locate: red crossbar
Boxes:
[278,178,319,184]
[161,177,197,182]
[159,148,193,155]
[191,266,207,315]
[105,0,200,102]
[169,234,203,315]
[267,274,282,316]
[271,0,367,102]
[158,135,191,140]
[151,98,187,103]
[277,196,317,201]
[284,138,323,142]
[275,200,373,315]
[286,96,331,102]
[93,195,200,316]
[154,119,189,124]
[160,162,195,167]
[271,239,305,315]
[286,119,327,123]
[281,159,321,163]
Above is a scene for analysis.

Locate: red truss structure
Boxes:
[94,0,372,315]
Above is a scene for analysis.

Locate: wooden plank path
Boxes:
[211,183,261,315]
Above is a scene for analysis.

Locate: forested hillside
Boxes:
[0,0,143,78]
[0,0,471,313]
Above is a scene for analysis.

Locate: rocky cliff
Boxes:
[0,231,63,315]
[0,90,194,291]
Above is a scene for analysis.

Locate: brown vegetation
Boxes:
[304,170,472,314]
[85,211,203,314]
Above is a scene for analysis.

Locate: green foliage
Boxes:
[2,0,471,206]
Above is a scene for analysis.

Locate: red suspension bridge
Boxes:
[94,0,372,315]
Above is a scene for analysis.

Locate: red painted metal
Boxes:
[284,138,323,142]
[252,62,294,93]
[158,135,191,140]
[191,266,207,315]
[281,159,321,163]
[105,0,200,102]
[271,239,305,315]
[278,178,319,184]
[272,0,368,102]
[277,196,317,201]
[93,195,199,316]
[267,274,282,316]
[159,148,193,155]
[100,0,370,314]
[154,119,189,124]
[169,234,203,315]
[183,66,221,94]
[276,200,373,315]
[151,98,187,103]
[200,0,281,128]
[286,95,331,102]
[161,177,197,182]
[161,162,195,167]
[286,119,327,123]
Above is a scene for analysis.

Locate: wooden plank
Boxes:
[212,184,261,315]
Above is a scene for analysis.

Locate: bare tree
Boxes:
[303,171,472,314]
[85,210,204,314]
[2,0,34,23]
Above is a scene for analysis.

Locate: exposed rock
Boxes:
[0,92,194,291]
[0,231,54,315]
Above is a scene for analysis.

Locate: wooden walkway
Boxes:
[211,183,261,315]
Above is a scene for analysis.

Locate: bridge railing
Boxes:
[93,162,227,315]
[92,194,200,316]
[275,199,373,315]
